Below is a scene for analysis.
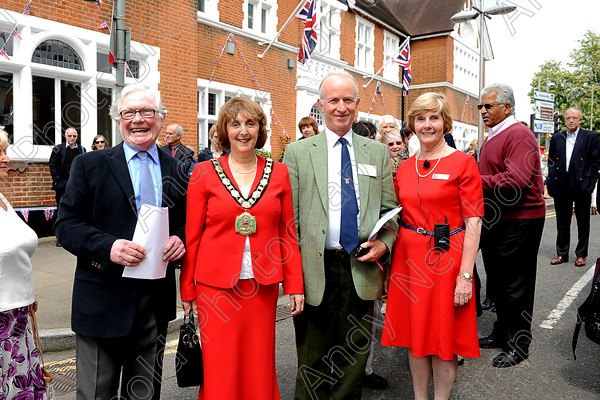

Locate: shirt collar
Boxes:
[567,128,579,138]
[123,142,160,164]
[487,115,518,139]
[325,127,354,149]
[67,143,79,149]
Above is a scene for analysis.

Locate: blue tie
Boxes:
[339,137,359,253]
[137,151,156,211]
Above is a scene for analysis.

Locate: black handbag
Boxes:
[572,257,600,359]
[175,312,204,387]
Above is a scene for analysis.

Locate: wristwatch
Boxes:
[458,272,473,282]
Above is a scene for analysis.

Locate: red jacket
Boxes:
[180,155,304,300]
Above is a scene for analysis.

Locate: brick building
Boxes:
[0,0,482,236]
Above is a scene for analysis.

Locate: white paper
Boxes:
[123,204,169,280]
[368,205,402,242]
[357,163,377,177]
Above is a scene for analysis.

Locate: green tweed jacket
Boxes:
[283,132,399,306]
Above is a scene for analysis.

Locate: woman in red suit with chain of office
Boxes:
[181,97,304,400]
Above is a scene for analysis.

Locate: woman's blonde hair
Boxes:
[0,126,9,150]
[407,92,453,135]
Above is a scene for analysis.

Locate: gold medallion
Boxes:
[235,211,257,236]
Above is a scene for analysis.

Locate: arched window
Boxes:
[309,103,323,126]
[32,40,83,70]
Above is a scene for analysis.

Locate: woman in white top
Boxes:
[0,126,46,399]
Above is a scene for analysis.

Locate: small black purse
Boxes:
[175,312,204,387]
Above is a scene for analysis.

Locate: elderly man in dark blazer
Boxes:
[284,71,398,399]
[548,107,600,267]
[49,127,86,207]
[55,85,187,400]
[161,123,194,172]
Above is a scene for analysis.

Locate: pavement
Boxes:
[34,198,555,353]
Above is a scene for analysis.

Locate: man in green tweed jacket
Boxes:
[284,71,398,400]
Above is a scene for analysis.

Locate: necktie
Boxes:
[137,151,156,211]
[171,146,176,157]
[339,137,359,253]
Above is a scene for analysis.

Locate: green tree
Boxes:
[529,30,600,132]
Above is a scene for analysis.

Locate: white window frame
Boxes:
[197,79,272,151]
[383,31,399,82]
[197,0,219,22]
[0,11,160,162]
[355,16,374,73]
[243,0,277,37]
[317,0,343,60]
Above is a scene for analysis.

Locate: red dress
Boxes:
[381,151,483,360]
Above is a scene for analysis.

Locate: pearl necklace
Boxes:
[415,144,447,178]
[229,154,257,174]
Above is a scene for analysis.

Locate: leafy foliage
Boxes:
[529,31,600,132]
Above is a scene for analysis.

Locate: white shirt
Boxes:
[325,128,361,250]
[0,193,38,312]
[238,184,255,279]
[566,128,579,172]
[486,115,519,140]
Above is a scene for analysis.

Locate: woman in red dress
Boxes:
[381,93,483,399]
[180,97,305,400]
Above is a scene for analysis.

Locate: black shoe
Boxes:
[481,298,494,310]
[55,242,62,247]
[492,348,528,368]
[364,373,388,390]
[491,306,497,313]
[479,335,504,349]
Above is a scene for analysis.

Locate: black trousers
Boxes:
[554,189,592,258]
[480,217,544,353]
[294,251,374,400]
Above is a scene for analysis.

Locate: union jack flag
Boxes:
[44,208,55,222]
[12,27,22,40]
[296,0,311,22]
[0,47,9,61]
[297,0,317,64]
[23,4,31,15]
[395,41,412,96]
[98,20,109,30]
[20,209,29,223]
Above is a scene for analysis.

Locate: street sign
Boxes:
[533,119,554,134]
[534,90,555,102]
[535,100,554,120]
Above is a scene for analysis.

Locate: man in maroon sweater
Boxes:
[477,84,546,368]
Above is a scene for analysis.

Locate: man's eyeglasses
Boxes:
[119,108,157,120]
[66,135,77,138]
[95,140,106,144]
[477,103,503,110]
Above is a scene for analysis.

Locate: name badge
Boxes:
[432,174,450,180]
[358,163,377,177]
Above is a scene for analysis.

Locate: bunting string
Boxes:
[460,95,474,124]
[0,1,33,60]
[366,81,388,117]
[207,33,290,140]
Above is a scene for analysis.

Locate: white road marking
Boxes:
[539,265,595,329]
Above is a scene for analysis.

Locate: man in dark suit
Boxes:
[284,71,398,399]
[161,123,194,172]
[55,85,186,400]
[548,107,600,267]
[49,127,85,207]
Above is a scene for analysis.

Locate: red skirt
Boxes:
[195,279,280,400]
